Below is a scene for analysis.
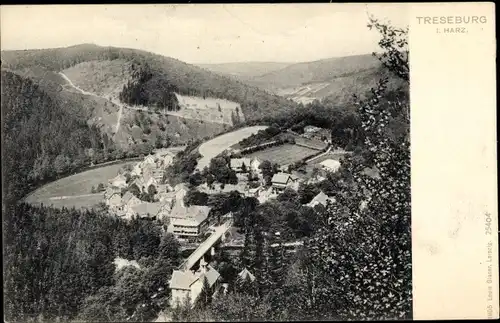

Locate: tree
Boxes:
[298,183,321,204]
[155,135,163,149]
[228,169,238,185]
[147,184,157,197]
[206,173,215,188]
[209,292,270,322]
[241,162,247,173]
[184,189,209,206]
[197,276,213,309]
[53,154,71,175]
[188,171,203,187]
[259,160,273,178]
[305,18,411,320]
[277,187,299,203]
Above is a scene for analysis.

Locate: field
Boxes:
[196,125,268,170]
[246,144,319,166]
[24,161,137,209]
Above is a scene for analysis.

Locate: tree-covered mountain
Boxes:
[1,70,105,204]
[197,61,292,79]
[1,44,299,121]
[200,54,405,105]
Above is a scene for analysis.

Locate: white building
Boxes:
[250,158,261,173]
[318,159,341,173]
[306,191,335,208]
[230,158,252,173]
[167,205,212,240]
[271,172,299,192]
[109,174,127,188]
[169,258,221,308]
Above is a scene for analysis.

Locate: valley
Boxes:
[2,10,411,321]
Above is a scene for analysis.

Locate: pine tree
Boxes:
[197,276,212,309]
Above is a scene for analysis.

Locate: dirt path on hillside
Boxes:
[59,72,233,133]
[59,72,101,98]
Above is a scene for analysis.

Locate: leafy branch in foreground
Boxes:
[305,18,411,320]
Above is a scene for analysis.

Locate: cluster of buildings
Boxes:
[104,151,215,241]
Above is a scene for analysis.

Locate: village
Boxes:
[101,124,345,311]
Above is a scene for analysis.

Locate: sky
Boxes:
[1,4,409,64]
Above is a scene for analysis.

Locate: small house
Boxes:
[106,192,122,208]
[144,154,156,165]
[303,125,331,141]
[230,158,252,173]
[169,258,221,308]
[318,159,341,173]
[271,172,297,192]
[306,191,335,208]
[250,158,262,173]
[109,174,127,188]
[238,268,256,282]
[123,191,141,208]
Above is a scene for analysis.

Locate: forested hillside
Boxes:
[197,61,292,79]
[1,70,105,204]
[205,54,405,105]
[1,44,299,121]
[3,203,180,322]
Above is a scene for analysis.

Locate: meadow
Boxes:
[24,160,137,209]
[246,144,318,166]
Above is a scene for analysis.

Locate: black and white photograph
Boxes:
[2,4,411,322]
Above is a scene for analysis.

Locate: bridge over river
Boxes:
[179,219,233,271]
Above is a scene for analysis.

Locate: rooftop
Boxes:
[122,191,136,203]
[131,202,163,218]
[238,268,256,282]
[272,172,292,185]
[307,191,335,207]
[169,204,212,223]
[230,158,252,169]
[304,125,323,132]
[319,159,341,171]
[169,265,220,290]
[169,270,198,290]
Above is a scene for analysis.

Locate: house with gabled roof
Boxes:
[271,172,298,192]
[109,174,127,188]
[238,268,256,282]
[131,202,163,219]
[144,154,156,165]
[106,192,122,208]
[169,258,220,308]
[122,191,141,208]
[307,191,335,208]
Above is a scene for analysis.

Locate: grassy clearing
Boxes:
[24,161,137,208]
[173,93,244,125]
[246,144,318,166]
